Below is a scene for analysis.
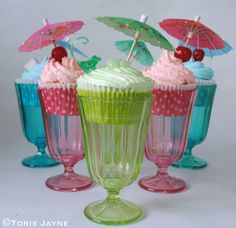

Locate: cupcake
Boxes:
[185,59,216,106]
[77,59,154,124]
[185,60,214,81]
[16,57,47,106]
[143,50,196,116]
[21,57,47,81]
[39,57,84,115]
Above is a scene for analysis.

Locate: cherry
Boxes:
[51,46,68,63]
[193,49,205,61]
[174,46,192,62]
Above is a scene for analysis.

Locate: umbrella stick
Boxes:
[129,50,138,62]
[127,15,148,62]
[127,37,139,62]
[185,16,201,47]
[43,18,57,47]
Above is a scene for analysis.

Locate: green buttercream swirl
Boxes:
[77,59,154,92]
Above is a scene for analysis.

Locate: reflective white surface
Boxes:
[0,137,235,228]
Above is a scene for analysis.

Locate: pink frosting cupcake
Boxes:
[143,50,195,86]
[142,51,196,116]
[39,57,84,116]
[41,57,83,83]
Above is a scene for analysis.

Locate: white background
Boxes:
[0,0,235,227]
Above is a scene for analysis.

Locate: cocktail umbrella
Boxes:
[18,18,84,52]
[57,36,88,58]
[179,40,232,58]
[97,15,174,62]
[159,16,225,49]
[115,40,154,66]
[58,36,101,73]
[159,16,229,61]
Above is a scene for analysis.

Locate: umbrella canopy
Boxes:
[159,17,225,49]
[57,40,88,58]
[19,19,84,52]
[57,36,89,59]
[97,16,174,51]
[179,40,232,58]
[115,40,154,66]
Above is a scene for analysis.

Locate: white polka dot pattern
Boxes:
[152,88,195,116]
[40,88,80,116]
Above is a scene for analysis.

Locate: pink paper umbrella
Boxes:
[159,16,225,49]
[19,19,84,52]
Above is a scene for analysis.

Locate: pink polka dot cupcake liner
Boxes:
[38,82,79,116]
[152,84,196,116]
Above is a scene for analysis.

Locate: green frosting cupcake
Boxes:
[77,59,154,124]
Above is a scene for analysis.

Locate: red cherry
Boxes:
[174,46,192,62]
[193,49,205,61]
[51,46,68,63]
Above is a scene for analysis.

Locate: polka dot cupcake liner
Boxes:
[38,82,79,116]
[152,84,196,116]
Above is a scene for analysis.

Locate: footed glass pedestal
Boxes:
[15,81,59,168]
[78,91,151,225]
[84,192,143,225]
[39,86,93,191]
[173,80,216,169]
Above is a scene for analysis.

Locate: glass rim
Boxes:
[15,79,38,84]
[38,81,77,89]
[196,79,216,86]
[153,83,196,91]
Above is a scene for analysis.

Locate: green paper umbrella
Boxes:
[97,15,174,61]
[115,40,154,66]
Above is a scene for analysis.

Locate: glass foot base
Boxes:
[45,173,93,192]
[172,155,207,169]
[21,154,59,168]
[139,175,187,193]
[84,199,144,225]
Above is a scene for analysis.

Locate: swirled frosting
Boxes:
[142,51,195,85]
[185,60,214,80]
[77,59,154,92]
[41,57,84,83]
[22,57,47,81]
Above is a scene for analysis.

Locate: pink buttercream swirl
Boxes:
[143,51,195,86]
[41,57,84,83]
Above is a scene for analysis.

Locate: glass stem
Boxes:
[185,146,193,157]
[64,165,75,175]
[37,146,46,156]
[156,165,169,178]
[106,190,120,202]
